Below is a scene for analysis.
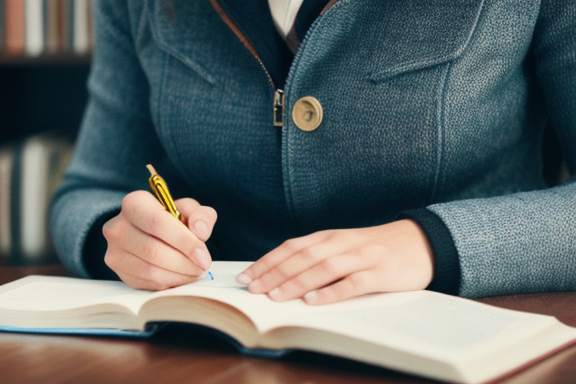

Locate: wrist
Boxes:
[399,219,435,289]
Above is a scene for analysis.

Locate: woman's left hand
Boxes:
[236,219,434,305]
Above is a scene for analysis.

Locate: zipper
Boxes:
[210,0,285,126]
[273,89,285,127]
[211,0,339,128]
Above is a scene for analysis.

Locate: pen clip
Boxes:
[146,164,183,222]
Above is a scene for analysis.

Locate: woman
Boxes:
[51,0,576,304]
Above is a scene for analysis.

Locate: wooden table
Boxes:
[1,264,576,384]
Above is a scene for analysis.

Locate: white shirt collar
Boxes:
[268,0,305,39]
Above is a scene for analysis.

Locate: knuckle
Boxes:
[298,246,313,259]
[141,242,161,263]
[281,238,301,254]
[146,211,164,231]
[103,251,115,268]
[182,197,201,208]
[319,257,341,276]
[324,229,340,241]
[101,221,113,240]
[122,191,154,222]
[287,275,308,292]
[270,267,290,282]
[121,192,140,213]
[299,246,322,262]
[177,198,200,216]
[102,216,122,241]
[346,273,368,292]
[203,206,218,221]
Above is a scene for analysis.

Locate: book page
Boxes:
[149,262,321,332]
[270,290,562,356]
[1,262,569,355]
[0,262,250,316]
[0,276,152,314]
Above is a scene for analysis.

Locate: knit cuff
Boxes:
[83,210,120,281]
[397,208,460,295]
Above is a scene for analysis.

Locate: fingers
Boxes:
[177,198,218,241]
[236,232,332,287]
[103,214,203,276]
[266,253,370,302]
[303,270,375,305]
[120,191,212,270]
[105,248,203,291]
[237,221,435,305]
[103,213,207,290]
[238,231,366,301]
[243,241,346,294]
[103,190,219,290]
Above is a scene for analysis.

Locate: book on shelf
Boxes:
[4,0,25,55]
[1,261,575,384]
[0,0,5,52]
[1,0,92,57]
[0,132,73,265]
[72,0,91,54]
[24,0,44,56]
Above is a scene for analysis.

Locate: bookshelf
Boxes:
[0,0,93,265]
[1,0,93,142]
[0,60,90,143]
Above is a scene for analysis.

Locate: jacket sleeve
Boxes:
[50,0,165,278]
[426,1,576,298]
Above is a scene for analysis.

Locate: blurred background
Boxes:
[0,0,92,265]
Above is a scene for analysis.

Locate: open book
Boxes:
[1,261,575,384]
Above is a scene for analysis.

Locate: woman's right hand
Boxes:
[103,190,217,290]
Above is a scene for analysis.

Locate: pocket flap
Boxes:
[366,0,484,82]
[146,0,216,84]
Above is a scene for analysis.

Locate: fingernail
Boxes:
[236,273,252,285]
[194,221,209,240]
[268,288,282,301]
[248,279,262,293]
[194,248,211,270]
[304,290,318,303]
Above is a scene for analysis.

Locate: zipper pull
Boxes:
[273,89,285,127]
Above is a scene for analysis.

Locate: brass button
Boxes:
[292,96,323,132]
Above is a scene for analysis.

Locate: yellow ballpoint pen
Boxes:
[146,164,184,223]
[146,164,214,279]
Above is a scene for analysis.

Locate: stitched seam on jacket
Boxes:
[146,0,216,85]
[429,62,452,206]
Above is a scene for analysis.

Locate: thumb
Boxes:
[176,198,218,241]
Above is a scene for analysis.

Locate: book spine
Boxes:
[0,147,14,263]
[72,0,89,55]
[20,135,51,260]
[0,0,5,52]
[56,0,69,53]
[45,0,60,53]
[3,0,92,57]
[8,139,22,264]
[0,134,73,265]
[42,0,48,53]
[86,0,92,52]
[5,0,25,55]
[24,0,45,56]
